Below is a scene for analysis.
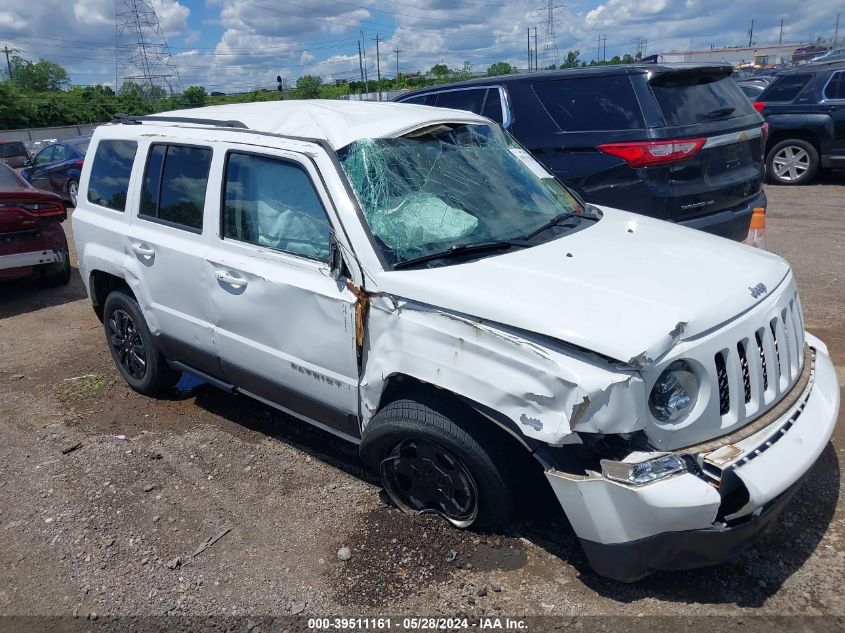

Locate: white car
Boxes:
[72,101,839,582]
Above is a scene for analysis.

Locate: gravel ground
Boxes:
[0,176,844,626]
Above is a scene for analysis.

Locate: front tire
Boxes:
[103,290,179,395]
[360,393,516,528]
[766,139,819,185]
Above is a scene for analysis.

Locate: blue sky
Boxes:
[1,0,843,92]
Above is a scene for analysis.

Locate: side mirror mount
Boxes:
[329,238,345,281]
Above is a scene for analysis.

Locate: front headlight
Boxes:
[649,360,699,423]
[602,455,689,486]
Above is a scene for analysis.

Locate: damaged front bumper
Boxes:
[545,334,839,582]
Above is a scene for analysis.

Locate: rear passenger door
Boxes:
[205,147,360,439]
[125,142,219,376]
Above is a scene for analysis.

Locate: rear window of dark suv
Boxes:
[532,75,645,131]
[649,70,756,125]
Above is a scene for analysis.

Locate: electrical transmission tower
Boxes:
[115,0,183,94]
[539,1,562,69]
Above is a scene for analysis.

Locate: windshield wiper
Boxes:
[392,240,526,270]
[519,212,580,241]
[704,106,735,119]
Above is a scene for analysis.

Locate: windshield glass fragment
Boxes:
[337,124,588,268]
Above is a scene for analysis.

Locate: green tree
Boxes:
[430,64,450,78]
[0,81,31,128]
[456,61,473,80]
[487,62,517,76]
[561,50,580,68]
[621,54,635,64]
[293,75,322,99]
[10,55,70,92]
[181,86,207,108]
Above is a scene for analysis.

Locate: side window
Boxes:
[34,146,54,165]
[222,152,331,263]
[824,72,845,100]
[482,88,504,123]
[52,145,72,162]
[532,76,645,131]
[434,89,487,114]
[87,140,137,212]
[140,144,211,232]
[763,74,812,102]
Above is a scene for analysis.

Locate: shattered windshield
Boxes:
[337,124,589,268]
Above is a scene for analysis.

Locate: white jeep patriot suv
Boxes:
[73,101,839,581]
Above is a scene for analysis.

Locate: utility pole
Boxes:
[3,45,21,81]
[374,34,382,102]
[393,47,401,79]
[361,29,369,99]
[778,18,784,65]
[748,19,754,47]
[357,40,364,88]
[533,27,539,71]
[527,27,532,71]
[835,12,840,49]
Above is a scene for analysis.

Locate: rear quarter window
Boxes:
[650,72,756,125]
[531,76,645,131]
[760,73,813,102]
[87,140,137,211]
[824,71,845,100]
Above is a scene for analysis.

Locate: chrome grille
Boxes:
[713,291,805,426]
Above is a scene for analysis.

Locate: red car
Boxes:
[0,161,71,285]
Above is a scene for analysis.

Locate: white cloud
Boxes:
[3,0,845,92]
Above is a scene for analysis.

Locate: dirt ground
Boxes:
[1,175,844,626]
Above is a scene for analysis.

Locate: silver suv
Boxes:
[72,101,839,582]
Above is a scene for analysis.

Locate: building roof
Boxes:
[144,100,487,150]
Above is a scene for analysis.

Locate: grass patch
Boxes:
[56,370,114,402]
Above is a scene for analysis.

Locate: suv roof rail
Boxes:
[112,113,248,129]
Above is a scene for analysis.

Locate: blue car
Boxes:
[21,137,89,207]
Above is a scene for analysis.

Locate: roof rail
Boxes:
[112,113,248,129]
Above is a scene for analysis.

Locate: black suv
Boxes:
[755,61,845,185]
[396,65,767,241]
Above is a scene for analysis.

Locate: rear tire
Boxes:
[360,392,516,528]
[103,290,179,395]
[766,139,819,185]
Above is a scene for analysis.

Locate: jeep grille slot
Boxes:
[715,351,730,416]
[770,319,781,380]
[737,341,751,404]
[755,330,768,392]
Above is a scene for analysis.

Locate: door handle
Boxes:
[215,270,248,288]
[131,243,155,257]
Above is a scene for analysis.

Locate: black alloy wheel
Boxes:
[108,308,147,380]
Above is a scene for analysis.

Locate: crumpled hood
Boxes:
[374,207,790,365]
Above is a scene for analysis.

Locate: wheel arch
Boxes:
[89,270,135,322]
[765,129,821,157]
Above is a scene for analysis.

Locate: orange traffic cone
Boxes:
[744,207,766,250]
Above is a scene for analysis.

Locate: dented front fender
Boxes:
[360,295,649,444]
